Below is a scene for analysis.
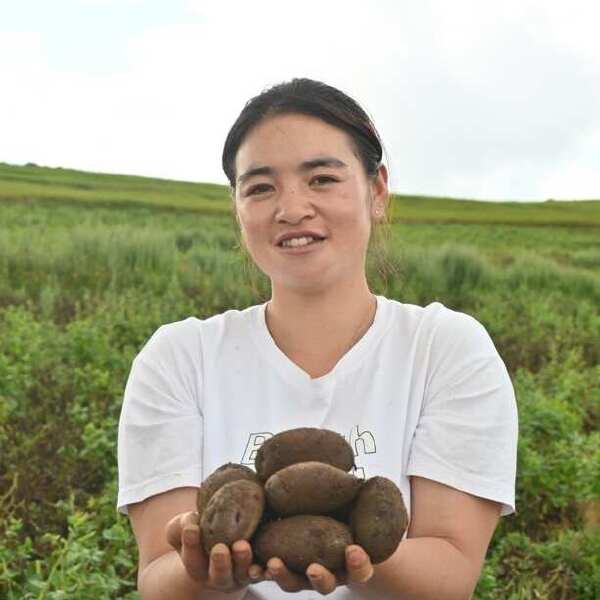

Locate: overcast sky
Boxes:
[1,0,599,201]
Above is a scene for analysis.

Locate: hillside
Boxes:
[1,161,600,598]
[2,162,599,227]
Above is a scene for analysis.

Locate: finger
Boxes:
[306,563,338,595]
[345,545,374,584]
[180,515,208,581]
[231,540,253,585]
[248,563,265,584]
[266,557,308,593]
[166,511,199,550]
[208,543,235,590]
[165,513,185,551]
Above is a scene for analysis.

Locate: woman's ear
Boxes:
[370,164,389,222]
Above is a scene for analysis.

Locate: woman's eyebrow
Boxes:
[237,165,274,184]
[299,157,348,171]
[237,157,348,184]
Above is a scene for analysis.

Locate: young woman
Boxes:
[117,78,518,599]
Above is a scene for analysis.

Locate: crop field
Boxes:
[1,162,599,598]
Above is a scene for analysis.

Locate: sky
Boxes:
[1,0,599,201]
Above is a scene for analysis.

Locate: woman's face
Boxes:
[233,112,388,293]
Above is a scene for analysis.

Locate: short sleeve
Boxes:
[117,325,204,515]
[407,309,518,517]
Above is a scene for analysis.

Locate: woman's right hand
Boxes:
[165,511,265,592]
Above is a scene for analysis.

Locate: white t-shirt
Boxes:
[117,296,518,600]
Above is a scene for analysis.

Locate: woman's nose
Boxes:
[274,186,315,223]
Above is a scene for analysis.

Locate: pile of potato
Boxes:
[196,427,408,575]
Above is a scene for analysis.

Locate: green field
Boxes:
[1,162,599,598]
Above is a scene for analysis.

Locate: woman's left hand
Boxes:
[250,544,374,595]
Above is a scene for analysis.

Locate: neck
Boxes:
[265,277,376,374]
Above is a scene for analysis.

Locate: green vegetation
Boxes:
[1,163,599,598]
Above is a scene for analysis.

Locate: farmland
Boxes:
[1,162,599,598]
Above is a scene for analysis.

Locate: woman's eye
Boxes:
[311,175,337,186]
[245,183,272,196]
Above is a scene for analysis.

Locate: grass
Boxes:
[3,162,599,225]
[1,162,599,599]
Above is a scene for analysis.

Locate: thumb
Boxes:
[166,513,185,551]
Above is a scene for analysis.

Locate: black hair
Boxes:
[222,78,383,187]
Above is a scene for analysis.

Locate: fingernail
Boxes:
[308,571,320,581]
[249,566,261,580]
[233,544,247,555]
[347,548,362,566]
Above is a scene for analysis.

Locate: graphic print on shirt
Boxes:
[240,432,273,466]
[240,425,377,479]
[348,424,377,479]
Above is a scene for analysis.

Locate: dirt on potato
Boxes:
[255,427,355,482]
[200,479,265,554]
[265,461,363,516]
[252,514,353,574]
[350,476,408,564]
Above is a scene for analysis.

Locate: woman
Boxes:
[117,78,518,599]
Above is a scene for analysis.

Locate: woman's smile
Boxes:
[276,236,326,253]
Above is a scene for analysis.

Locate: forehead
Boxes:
[235,113,359,172]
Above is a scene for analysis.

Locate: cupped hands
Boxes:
[166,510,374,595]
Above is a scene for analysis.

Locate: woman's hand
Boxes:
[261,544,374,595]
[165,511,263,592]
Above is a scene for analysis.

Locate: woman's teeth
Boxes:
[280,236,320,248]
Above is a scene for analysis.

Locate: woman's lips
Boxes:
[276,239,326,254]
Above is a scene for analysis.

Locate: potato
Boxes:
[350,476,408,564]
[196,462,260,518]
[253,515,353,574]
[200,479,265,554]
[328,500,353,525]
[255,427,354,482]
[265,461,363,516]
